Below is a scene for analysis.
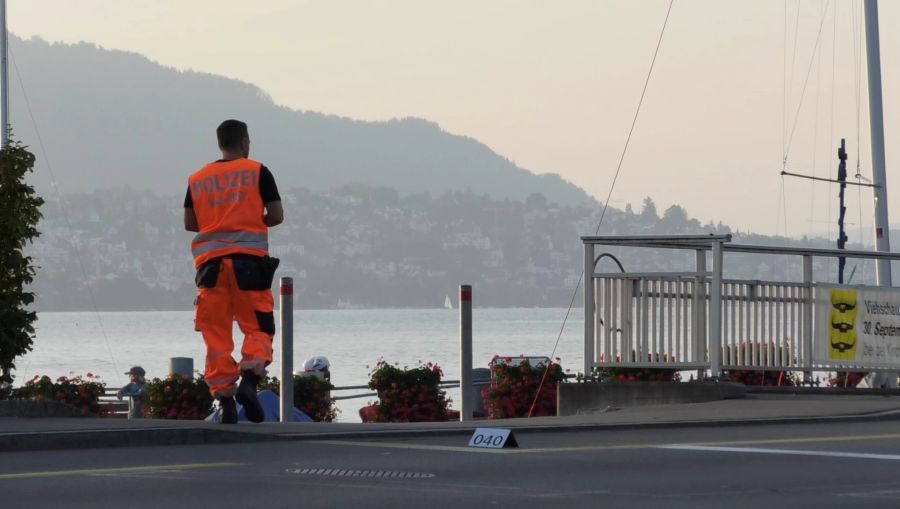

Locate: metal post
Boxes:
[837,139,848,284]
[0,0,8,148]
[694,249,706,379]
[864,0,892,286]
[279,277,294,423]
[459,285,473,421]
[709,241,723,378]
[583,242,594,377]
[802,256,813,383]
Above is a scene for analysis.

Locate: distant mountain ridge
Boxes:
[9,35,595,206]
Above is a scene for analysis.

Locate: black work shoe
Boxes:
[236,370,264,423]
[219,397,237,424]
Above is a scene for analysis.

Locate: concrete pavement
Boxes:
[4,392,900,452]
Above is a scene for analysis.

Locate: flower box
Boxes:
[261,373,339,422]
[146,373,213,420]
[481,356,564,419]
[363,360,449,422]
[12,373,107,416]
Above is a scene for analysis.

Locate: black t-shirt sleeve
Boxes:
[184,187,193,208]
[259,165,281,203]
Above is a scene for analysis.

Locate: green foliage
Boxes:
[260,374,339,422]
[596,352,682,382]
[145,374,214,419]
[599,367,682,382]
[12,373,106,415]
[0,137,44,383]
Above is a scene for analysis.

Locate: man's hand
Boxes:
[264,201,284,227]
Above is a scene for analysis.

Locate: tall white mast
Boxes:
[0,0,8,148]
[865,0,891,286]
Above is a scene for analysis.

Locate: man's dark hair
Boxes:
[216,119,248,149]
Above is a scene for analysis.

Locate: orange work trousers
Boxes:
[194,258,274,398]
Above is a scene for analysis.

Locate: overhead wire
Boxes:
[527,0,675,418]
[8,48,123,384]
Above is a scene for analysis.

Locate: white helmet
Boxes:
[303,355,331,373]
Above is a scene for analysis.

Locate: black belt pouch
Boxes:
[195,259,221,288]
[233,255,280,291]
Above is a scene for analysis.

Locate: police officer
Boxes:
[184,119,284,424]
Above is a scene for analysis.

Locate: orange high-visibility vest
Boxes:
[188,158,268,268]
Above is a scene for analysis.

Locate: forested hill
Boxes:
[29,188,863,311]
[9,35,593,207]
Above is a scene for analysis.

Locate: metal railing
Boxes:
[593,275,705,370]
[98,388,128,417]
[720,280,806,370]
[583,235,900,378]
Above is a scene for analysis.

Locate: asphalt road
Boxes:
[3,420,900,508]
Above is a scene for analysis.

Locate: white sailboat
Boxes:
[444,295,453,310]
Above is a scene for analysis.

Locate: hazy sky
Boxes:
[8,0,900,240]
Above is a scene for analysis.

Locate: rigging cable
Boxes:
[527,0,675,417]
[808,0,827,238]
[778,0,785,237]
[784,0,802,165]
[782,0,788,161]
[783,0,831,165]
[852,0,866,247]
[778,174,789,237]
[827,0,836,242]
[9,48,123,383]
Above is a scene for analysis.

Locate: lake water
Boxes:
[19,308,585,421]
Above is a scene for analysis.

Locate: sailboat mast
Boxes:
[864,0,891,286]
[0,0,8,148]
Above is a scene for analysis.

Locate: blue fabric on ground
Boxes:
[205,390,313,422]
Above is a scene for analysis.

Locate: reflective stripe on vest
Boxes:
[191,232,269,258]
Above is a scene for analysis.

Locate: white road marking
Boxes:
[839,489,900,499]
[0,462,242,480]
[660,444,900,461]
[319,432,900,455]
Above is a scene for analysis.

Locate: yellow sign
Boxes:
[828,288,858,360]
